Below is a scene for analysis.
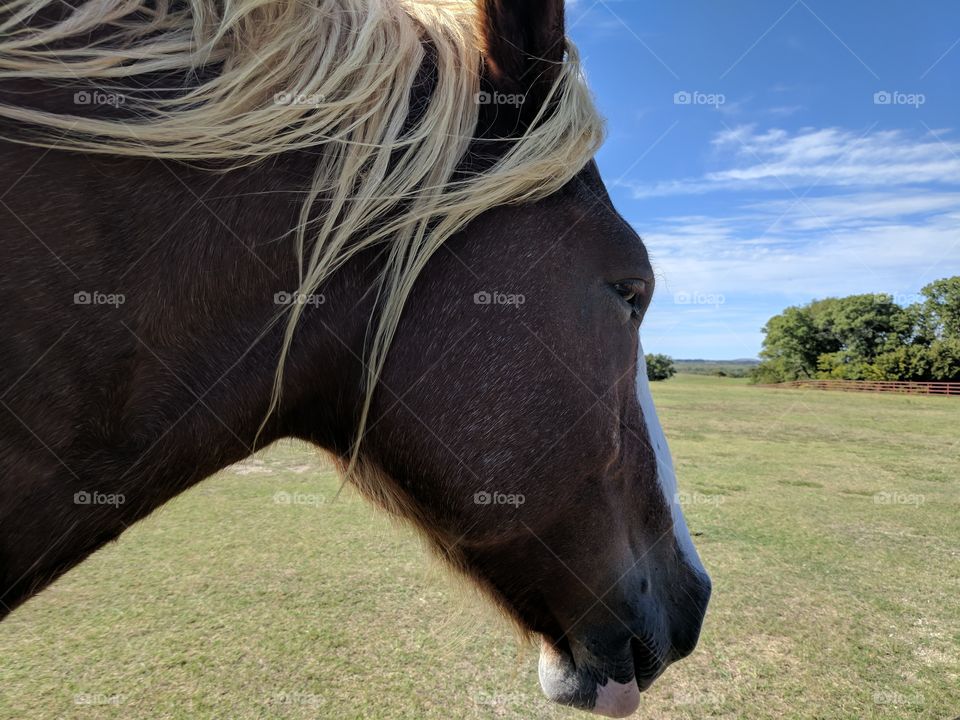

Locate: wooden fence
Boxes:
[756,379,960,397]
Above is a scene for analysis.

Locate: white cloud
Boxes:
[619,125,960,357]
[620,126,960,198]
[638,215,960,357]
[642,207,959,298]
[752,192,960,232]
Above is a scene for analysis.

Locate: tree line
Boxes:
[751,276,960,383]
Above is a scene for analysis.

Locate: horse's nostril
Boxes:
[638,577,649,594]
[693,572,712,616]
[669,631,700,661]
[668,574,711,661]
[630,636,667,686]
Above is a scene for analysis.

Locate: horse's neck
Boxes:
[0,149,368,616]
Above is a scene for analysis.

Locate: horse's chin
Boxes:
[537,639,642,718]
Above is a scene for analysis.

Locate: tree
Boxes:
[917,277,960,341]
[757,303,839,380]
[815,294,911,361]
[758,306,817,379]
[927,338,960,380]
[645,353,675,381]
[750,277,960,383]
[750,356,799,384]
[870,345,933,380]
[810,295,911,378]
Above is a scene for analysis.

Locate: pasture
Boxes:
[1,375,957,719]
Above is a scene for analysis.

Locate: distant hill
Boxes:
[675,358,760,365]
[674,358,759,377]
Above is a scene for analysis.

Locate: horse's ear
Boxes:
[477,0,566,100]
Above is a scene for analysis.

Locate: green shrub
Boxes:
[645,353,675,381]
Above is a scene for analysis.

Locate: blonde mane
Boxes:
[0,0,604,459]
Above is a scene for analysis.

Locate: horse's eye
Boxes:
[613,279,647,307]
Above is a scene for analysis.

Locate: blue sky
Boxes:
[566,0,960,359]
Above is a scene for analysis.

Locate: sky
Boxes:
[565,0,960,359]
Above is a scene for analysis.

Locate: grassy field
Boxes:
[1,375,958,719]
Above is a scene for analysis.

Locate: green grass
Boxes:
[2,376,958,719]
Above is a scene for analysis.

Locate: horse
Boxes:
[0,0,710,716]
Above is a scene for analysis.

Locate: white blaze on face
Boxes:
[634,336,706,577]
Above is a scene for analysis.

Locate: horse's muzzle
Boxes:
[538,569,711,718]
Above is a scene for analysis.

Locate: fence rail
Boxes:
[756,379,960,396]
